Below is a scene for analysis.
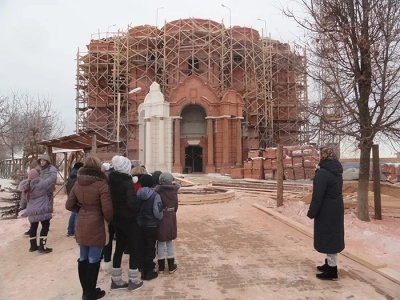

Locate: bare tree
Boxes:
[0,91,64,165]
[283,0,400,221]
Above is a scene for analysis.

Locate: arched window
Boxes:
[180,105,207,137]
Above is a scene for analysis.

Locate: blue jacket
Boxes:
[137,187,163,227]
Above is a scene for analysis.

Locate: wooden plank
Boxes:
[211,181,307,192]
[173,176,196,186]
[372,144,382,220]
[276,144,284,207]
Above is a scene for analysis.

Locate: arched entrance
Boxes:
[184,146,203,173]
[180,104,207,173]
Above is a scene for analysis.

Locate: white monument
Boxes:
[138,82,173,173]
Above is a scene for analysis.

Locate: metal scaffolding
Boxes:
[75,18,308,157]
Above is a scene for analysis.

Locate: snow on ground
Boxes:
[273,197,400,272]
[1,174,399,275]
[181,173,400,273]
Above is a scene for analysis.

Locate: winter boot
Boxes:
[144,269,158,281]
[128,269,143,291]
[316,266,338,281]
[79,259,105,300]
[110,268,129,290]
[158,259,165,274]
[140,270,146,280]
[167,257,178,274]
[78,259,89,299]
[317,259,329,272]
[24,225,32,236]
[92,261,106,299]
[38,236,52,254]
[86,262,105,300]
[29,237,38,252]
[100,259,112,274]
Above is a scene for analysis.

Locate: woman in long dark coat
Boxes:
[155,172,180,274]
[66,155,113,299]
[307,147,345,280]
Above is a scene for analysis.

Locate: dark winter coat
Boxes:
[307,159,345,254]
[19,170,57,223]
[108,171,139,222]
[155,183,180,241]
[66,167,79,196]
[65,167,113,247]
[104,167,114,178]
[137,187,163,227]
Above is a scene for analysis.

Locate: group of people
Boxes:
[64,155,180,300]
[18,146,344,300]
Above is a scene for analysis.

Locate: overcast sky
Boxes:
[0,0,303,134]
[2,0,394,157]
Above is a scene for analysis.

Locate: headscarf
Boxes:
[319,147,337,163]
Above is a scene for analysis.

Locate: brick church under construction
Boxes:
[76,18,308,174]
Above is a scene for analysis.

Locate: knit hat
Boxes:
[152,170,162,186]
[102,162,110,171]
[140,174,153,188]
[159,172,174,185]
[111,155,131,175]
[28,169,40,180]
[73,162,84,169]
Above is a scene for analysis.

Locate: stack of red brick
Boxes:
[244,150,265,180]
[242,145,319,181]
[280,145,319,180]
[380,163,400,181]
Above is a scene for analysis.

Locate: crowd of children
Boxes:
[63,155,180,300]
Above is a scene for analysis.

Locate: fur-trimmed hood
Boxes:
[77,167,108,186]
[154,183,180,192]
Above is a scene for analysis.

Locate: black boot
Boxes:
[29,237,38,252]
[24,225,32,236]
[92,262,105,299]
[158,259,165,274]
[317,259,329,272]
[167,258,178,274]
[79,259,105,300]
[140,270,146,280]
[38,236,52,254]
[86,262,105,300]
[144,269,158,281]
[78,259,89,299]
[316,266,338,280]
